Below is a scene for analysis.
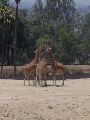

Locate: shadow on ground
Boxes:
[0,73,90,80]
[15,73,90,80]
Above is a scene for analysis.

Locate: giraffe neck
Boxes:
[33,52,40,64]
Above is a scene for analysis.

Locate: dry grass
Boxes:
[0,65,90,79]
[65,65,90,74]
[0,66,24,79]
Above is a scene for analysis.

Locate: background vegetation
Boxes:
[0,0,90,65]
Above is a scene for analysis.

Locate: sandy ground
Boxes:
[0,78,90,120]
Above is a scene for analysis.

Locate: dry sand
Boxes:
[0,78,90,120]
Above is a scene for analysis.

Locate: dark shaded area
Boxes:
[65,73,90,80]
[45,73,90,80]
[9,73,90,80]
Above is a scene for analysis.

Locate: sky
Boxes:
[74,0,90,6]
[10,0,90,8]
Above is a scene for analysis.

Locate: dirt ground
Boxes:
[0,78,90,120]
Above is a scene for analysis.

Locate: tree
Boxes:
[31,0,78,64]
[36,34,49,48]
[0,5,15,64]
[52,27,77,64]
[45,0,76,31]
[0,5,15,77]
[77,13,90,64]
[0,0,9,6]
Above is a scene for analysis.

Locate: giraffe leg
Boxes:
[52,72,55,86]
[33,75,36,86]
[27,75,31,86]
[55,74,57,86]
[35,76,38,86]
[64,73,66,80]
[52,74,54,86]
[60,70,64,86]
[24,72,26,86]
[62,74,64,86]
[44,73,47,87]
[24,78,25,86]
[39,74,43,87]
[28,80,30,86]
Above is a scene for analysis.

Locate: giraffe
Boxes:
[51,58,65,86]
[24,48,40,86]
[36,57,47,87]
[24,46,51,86]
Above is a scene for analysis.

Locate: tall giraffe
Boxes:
[36,57,47,87]
[47,48,65,86]
[24,48,40,86]
[51,59,65,86]
[24,46,51,86]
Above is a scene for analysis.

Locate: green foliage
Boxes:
[76,13,90,64]
[0,0,89,65]
[16,10,37,64]
[0,5,15,65]
[0,0,9,6]
[0,5,15,27]
[36,35,49,48]
[53,27,77,64]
